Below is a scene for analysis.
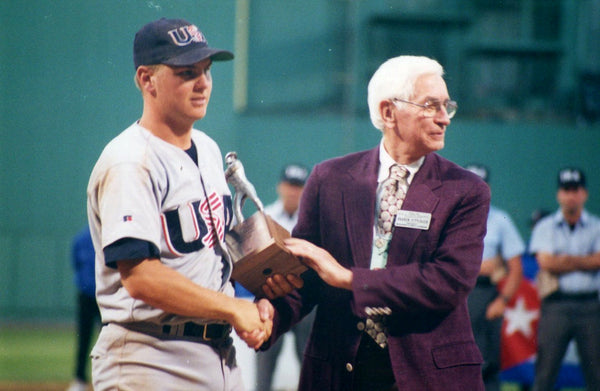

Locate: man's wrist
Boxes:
[339,269,353,290]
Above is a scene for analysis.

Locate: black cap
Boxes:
[280,164,309,186]
[558,167,586,189]
[465,163,489,183]
[133,18,233,69]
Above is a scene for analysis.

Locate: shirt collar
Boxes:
[378,139,424,185]
[552,208,590,227]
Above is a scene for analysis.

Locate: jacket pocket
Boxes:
[431,341,483,369]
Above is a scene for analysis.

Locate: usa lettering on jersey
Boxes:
[199,192,225,248]
[161,193,232,256]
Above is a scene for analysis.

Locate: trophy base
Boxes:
[226,212,307,297]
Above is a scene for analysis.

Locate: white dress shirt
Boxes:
[370,141,424,269]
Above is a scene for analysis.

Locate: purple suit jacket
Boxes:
[269,148,490,391]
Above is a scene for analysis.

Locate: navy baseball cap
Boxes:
[465,163,489,183]
[280,164,309,186]
[133,18,233,69]
[558,167,586,189]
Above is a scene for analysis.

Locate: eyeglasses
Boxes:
[392,98,458,119]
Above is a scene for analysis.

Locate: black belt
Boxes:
[476,276,494,286]
[545,291,598,302]
[118,321,231,343]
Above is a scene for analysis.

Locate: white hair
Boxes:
[367,56,444,131]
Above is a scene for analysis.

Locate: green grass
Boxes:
[0,326,76,382]
[0,326,586,391]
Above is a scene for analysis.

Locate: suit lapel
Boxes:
[342,148,379,268]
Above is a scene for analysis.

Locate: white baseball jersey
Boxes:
[87,122,234,325]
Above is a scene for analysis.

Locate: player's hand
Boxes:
[238,328,269,350]
[284,238,353,290]
[232,299,271,349]
[256,299,273,341]
[261,273,304,300]
[256,298,274,325]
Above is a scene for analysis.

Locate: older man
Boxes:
[261,55,490,390]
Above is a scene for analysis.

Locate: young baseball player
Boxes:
[87,18,272,390]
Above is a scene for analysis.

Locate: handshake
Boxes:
[229,237,352,349]
[232,273,304,350]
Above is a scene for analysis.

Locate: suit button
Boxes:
[346,363,353,372]
[356,321,365,331]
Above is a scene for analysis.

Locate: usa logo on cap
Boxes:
[168,25,206,47]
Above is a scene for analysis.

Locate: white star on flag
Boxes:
[504,297,539,338]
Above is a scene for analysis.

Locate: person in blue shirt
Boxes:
[530,167,600,391]
[66,226,101,391]
[521,209,551,281]
[466,164,525,391]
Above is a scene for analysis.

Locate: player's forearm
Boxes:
[118,258,241,323]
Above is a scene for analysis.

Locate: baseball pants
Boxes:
[91,323,245,391]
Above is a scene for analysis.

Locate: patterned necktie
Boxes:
[377,164,408,236]
[365,164,408,349]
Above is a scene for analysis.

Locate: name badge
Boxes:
[394,211,431,230]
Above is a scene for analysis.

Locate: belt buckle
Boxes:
[202,324,212,341]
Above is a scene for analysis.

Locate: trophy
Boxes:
[224,152,307,297]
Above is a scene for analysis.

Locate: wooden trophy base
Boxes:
[226,211,307,297]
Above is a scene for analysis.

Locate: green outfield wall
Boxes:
[1,0,598,321]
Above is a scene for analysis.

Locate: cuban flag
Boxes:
[498,267,585,388]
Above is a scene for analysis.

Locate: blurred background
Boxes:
[0,0,598,388]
